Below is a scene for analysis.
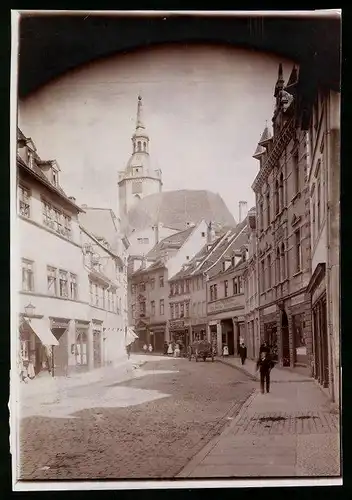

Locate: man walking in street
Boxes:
[260,340,270,355]
[256,351,274,394]
[239,342,247,365]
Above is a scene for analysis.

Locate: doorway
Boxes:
[93,330,102,368]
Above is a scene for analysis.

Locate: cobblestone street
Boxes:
[18,357,255,480]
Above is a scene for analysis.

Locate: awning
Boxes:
[29,318,59,346]
[125,327,138,346]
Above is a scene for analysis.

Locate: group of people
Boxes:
[163,341,183,357]
[142,343,154,354]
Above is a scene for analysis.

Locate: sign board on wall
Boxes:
[169,320,185,329]
[207,295,243,314]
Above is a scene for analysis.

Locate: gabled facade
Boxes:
[127,220,209,350]
[17,128,128,381]
[251,65,312,370]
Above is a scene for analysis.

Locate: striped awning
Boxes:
[28,318,59,346]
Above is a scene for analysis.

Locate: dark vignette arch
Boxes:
[18,13,341,98]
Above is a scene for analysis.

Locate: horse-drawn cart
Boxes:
[188,340,215,362]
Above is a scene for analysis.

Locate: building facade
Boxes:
[17,129,128,380]
[305,88,340,403]
[251,65,312,371]
[242,207,261,360]
[118,95,162,228]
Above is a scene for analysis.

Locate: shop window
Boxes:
[22,259,34,292]
[292,314,307,365]
[75,330,88,366]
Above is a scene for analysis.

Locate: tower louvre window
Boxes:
[132,182,142,194]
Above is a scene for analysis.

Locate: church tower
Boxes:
[118,95,163,228]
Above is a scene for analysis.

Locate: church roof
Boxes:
[258,125,273,147]
[125,189,236,236]
[252,143,266,160]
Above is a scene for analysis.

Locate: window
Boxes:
[62,214,72,238]
[239,277,243,294]
[210,285,214,301]
[186,280,190,293]
[266,189,271,226]
[47,266,57,295]
[131,284,136,294]
[261,260,265,292]
[267,255,271,289]
[295,229,302,272]
[214,284,218,300]
[170,304,175,319]
[233,277,238,295]
[170,283,174,296]
[132,304,136,319]
[180,302,184,317]
[18,185,30,218]
[151,278,155,290]
[197,277,200,290]
[52,170,58,186]
[259,201,264,231]
[140,282,146,292]
[42,200,72,239]
[175,303,179,318]
[140,301,146,316]
[317,181,321,229]
[276,248,281,284]
[280,243,286,281]
[160,299,164,315]
[224,280,229,297]
[159,275,164,288]
[75,330,88,366]
[293,152,299,194]
[151,300,155,316]
[275,179,280,215]
[312,197,316,241]
[279,173,284,210]
[143,142,146,151]
[132,182,142,194]
[137,141,141,151]
[69,273,77,300]
[58,270,68,298]
[185,302,189,317]
[22,259,34,291]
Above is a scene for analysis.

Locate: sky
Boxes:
[18,44,294,221]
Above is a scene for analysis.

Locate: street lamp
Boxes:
[24,302,36,320]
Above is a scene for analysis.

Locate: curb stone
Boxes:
[176,389,258,478]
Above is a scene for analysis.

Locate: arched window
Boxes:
[276,247,281,284]
[137,141,141,151]
[279,172,284,211]
[280,243,286,281]
[275,180,280,215]
[266,188,271,226]
[143,142,146,151]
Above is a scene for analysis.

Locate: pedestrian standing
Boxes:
[260,340,270,355]
[174,343,180,358]
[167,342,173,356]
[239,342,247,365]
[148,343,153,353]
[163,342,168,355]
[143,343,148,353]
[222,344,229,357]
[256,351,274,394]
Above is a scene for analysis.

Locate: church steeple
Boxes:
[132,95,149,155]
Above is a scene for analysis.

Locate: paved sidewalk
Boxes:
[217,356,312,383]
[178,379,340,478]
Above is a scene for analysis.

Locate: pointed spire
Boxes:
[258,124,273,147]
[285,65,298,90]
[136,95,145,131]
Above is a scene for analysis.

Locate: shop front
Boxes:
[50,317,71,376]
[149,322,167,352]
[307,264,329,388]
[19,316,59,380]
[169,319,190,353]
[191,323,207,342]
[92,320,103,369]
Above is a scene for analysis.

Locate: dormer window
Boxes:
[52,169,58,186]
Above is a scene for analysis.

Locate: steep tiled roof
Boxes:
[171,220,248,281]
[131,260,166,277]
[126,189,236,235]
[146,226,194,261]
[258,125,273,147]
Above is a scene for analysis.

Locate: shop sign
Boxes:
[51,318,70,329]
[208,295,242,313]
[169,320,184,329]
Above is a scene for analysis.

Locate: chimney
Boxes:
[238,201,248,223]
[207,221,216,244]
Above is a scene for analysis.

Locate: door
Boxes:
[281,310,290,366]
[51,327,68,376]
[93,330,101,368]
[227,324,235,356]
